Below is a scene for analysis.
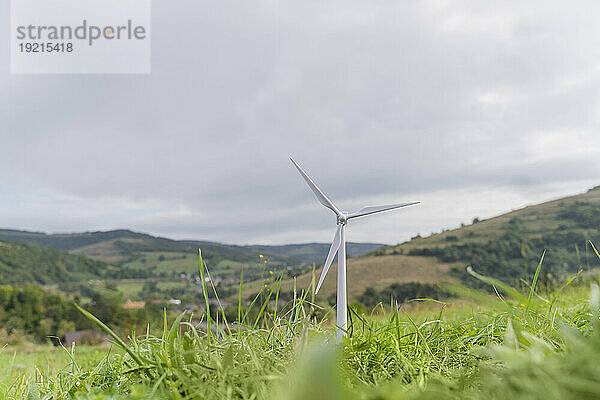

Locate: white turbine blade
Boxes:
[315,225,342,294]
[290,157,341,216]
[347,201,420,219]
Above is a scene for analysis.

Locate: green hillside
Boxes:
[0,229,383,298]
[0,229,383,269]
[376,185,600,287]
[0,239,143,285]
[0,229,262,266]
[244,186,600,301]
[0,229,151,250]
[245,242,383,265]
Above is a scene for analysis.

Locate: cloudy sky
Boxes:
[1,1,599,245]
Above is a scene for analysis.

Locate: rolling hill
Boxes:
[242,186,600,302]
[2,186,598,301]
[0,229,384,278]
[0,239,142,285]
[245,242,382,264]
[0,229,265,265]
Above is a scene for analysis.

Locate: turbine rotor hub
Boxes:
[337,213,348,225]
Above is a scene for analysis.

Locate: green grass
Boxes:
[0,345,107,396]
[2,247,600,399]
[121,252,190,271]
[0,239,121,285]
[115,281,145,297]
[121,251,247,278]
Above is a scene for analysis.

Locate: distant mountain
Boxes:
[0,229,384,268]
[246,242,383,265]
[0,229,153,250]
[0,239,144,285]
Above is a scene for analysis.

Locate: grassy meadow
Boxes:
[0,345,104,394]
[1,244,600,400]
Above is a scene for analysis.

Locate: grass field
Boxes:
[120,251,253,278]
[70,238,150,264]
[2,244,600,399]
[0,344,107,396]
[239,254,459,302]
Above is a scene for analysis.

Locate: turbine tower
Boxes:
[290,157,419,343]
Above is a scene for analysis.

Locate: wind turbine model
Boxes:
[290,157,419,343]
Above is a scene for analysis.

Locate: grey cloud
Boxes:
[1,1,599,244]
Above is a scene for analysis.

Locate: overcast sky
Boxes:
[1,1,599,245]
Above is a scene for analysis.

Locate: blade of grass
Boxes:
[311,262,316,311]
[204,260,231,336]
[526,250,546,313]
[400,307,435,359]
[467,266,528,304]
[243,286,265,325]
[238,265,244,324]
[253,285,274,330]
[590,241,600,261]
[74,303,144,366]
[167,312,186,367]
[198,248,211,344]
[273,273,283,321]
